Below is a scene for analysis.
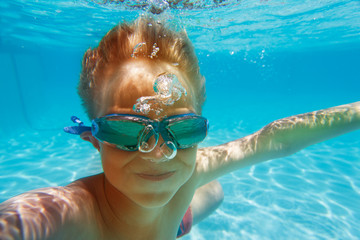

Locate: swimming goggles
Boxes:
[64,113,209,160]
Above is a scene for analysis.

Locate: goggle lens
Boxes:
[94,118,144,150]
[167,117,208,148]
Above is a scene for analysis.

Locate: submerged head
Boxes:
[78,16,206,119]
[77,17,207,208]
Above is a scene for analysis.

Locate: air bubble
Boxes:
[133,73,187,115]
[131,42,146,58]
[149,43,160,59]
[148,0,169,14]
[260,49,265,60]
[160,141,177,159]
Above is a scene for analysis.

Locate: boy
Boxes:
[0,17,359,240]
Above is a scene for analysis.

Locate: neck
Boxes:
[106,176,165,223]
[97,175,167,238]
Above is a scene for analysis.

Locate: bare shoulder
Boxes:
[1,176,99,212]
[0,175,102,239]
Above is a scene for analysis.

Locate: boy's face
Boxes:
[96,60,198,208]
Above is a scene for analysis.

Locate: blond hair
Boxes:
[78,17,206,119]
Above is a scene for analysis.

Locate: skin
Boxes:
[0,59,359,240]
[78,60,203,239]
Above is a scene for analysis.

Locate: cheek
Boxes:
[176,147,198,176]
[99,144,134,180]
[100,144,134,161]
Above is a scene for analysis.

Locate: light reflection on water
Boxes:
[0,131,102,201]
[1,0,360,51]
[185,135,360,239]
[1,130,359,239]
[1,0,359,238]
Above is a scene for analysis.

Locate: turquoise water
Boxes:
[1,0,360,239]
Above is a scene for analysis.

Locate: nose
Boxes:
[140,135,177,162]
[141,135,167,163]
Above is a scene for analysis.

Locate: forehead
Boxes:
[98,60,195,118]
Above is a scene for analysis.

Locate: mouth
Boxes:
[136,171,176,181]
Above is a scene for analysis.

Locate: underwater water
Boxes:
[1,0,360,239]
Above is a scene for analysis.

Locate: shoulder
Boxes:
[1,181,97,214]
[0,176,101,239]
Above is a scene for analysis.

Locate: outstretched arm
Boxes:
[195,102,360,187]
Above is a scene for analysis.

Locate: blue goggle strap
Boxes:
[63,116,91,135]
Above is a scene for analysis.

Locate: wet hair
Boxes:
[78,17,206,119]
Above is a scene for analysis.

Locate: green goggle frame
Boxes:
[91,113,209,159]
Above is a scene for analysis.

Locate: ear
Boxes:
[80,131,100,151]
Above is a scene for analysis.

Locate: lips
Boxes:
[137,171,175,181]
